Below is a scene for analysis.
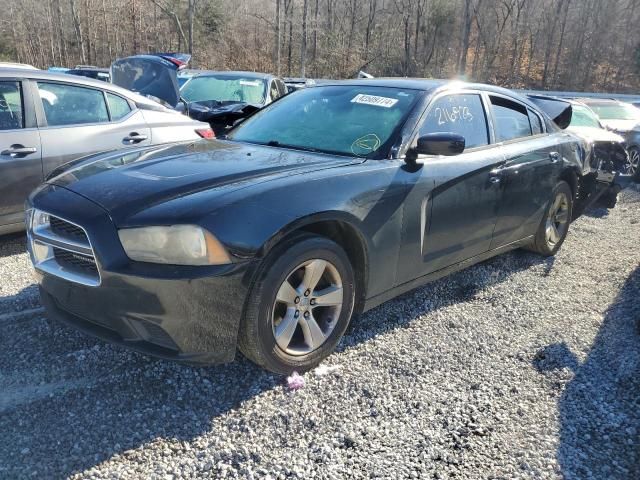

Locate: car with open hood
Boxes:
[28,79,614,373]
[111,54,287,136]
[564,100,630,208]
[578,98,640,181]
[0,68,212,234]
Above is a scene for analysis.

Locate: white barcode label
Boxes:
[351,94,399,108]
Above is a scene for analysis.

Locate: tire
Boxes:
[628,146,640,182]
[238,233,356,374]
[527,181,573,257]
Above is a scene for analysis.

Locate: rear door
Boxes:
[33,81,151,177]
[488,95,559,248]
[0,79,42,229]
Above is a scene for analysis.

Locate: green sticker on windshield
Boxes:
[351,134,381,156]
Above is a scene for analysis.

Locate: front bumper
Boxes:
[29,184,256,365]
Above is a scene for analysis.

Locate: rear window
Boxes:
[38,82,109,126]
[491,96,532,141]
[107,93,131,121]
[0,81,23,130]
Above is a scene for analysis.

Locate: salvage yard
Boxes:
[0,186,639,480]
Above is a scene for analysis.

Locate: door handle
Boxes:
[489,169,502,184]
[0,145,37,157]
[549,151,560,163]
[122,132,148,145]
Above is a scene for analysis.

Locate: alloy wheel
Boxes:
[545,191,569,248]
[629,148,639,176]
[271,259,343,355]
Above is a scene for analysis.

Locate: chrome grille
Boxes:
[27,210,101,286]
[50,216,87,242]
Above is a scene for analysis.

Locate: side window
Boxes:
[0,81,23,130]
[106,93,132,121]
[490,96,532,141]
[269,81,280,101]
[420,93,489,149]
[277,79,287,97]
[528,109,543,135]
[37,82,109,127]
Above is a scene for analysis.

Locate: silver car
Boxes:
[0,68,212,234]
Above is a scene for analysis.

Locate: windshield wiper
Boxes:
[262,140,353,157]
[265,140,320,153]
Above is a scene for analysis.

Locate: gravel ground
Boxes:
[0,186,639,480]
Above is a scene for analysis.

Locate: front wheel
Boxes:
[238,234,355,374]
[526,181,573,256]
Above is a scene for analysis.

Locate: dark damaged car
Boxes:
[111,54,287,136]
[27,79,621,373]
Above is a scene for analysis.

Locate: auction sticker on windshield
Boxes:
[351,94,399,108]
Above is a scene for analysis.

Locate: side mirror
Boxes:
[406,132,465,164]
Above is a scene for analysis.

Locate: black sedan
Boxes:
[28,79,594,373]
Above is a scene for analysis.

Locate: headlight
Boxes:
[118,225,231,265]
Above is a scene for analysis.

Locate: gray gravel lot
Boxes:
[1,186,639,480]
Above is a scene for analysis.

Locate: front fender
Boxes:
[199,161,410,299]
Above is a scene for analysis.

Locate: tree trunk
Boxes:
[301,0,308,77]
[69,0,87,64]
[274,0,281,75]
[458,0,473,76]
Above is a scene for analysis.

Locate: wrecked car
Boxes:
[111,54,287,136]
[565,100,630,209]
[28,79,606,373]
[0,67,212,235]
[578,98,640,181]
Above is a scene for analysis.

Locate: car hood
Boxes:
[598,119,640,133]
[567,126,625,143]
[48,140,361,224]
[111,53,189,108]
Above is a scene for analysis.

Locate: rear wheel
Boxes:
[238,234,355,374]
[527,181,573,256]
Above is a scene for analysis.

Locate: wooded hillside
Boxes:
[1,0,639,92]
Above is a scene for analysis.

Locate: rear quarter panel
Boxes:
[142,109,207,144]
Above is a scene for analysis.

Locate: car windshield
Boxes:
[588,103,640,121]
[180,75,267,105]
[228,85,420,158]
[570,105,601,128]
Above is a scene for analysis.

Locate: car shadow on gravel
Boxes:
[535,266,640,479]
[0,232,27,258]
[340,249,554,348]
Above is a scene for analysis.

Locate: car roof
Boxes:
[0,62,38,70]
[0,68,168,109]
[191,70,275,80]
[575,98,624,105]
[314,78,539,106]
[68,67,109,73]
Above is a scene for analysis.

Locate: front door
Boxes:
[397,92,505,284]
[0,80,42,229]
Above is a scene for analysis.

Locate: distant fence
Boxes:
[515,89,640,104]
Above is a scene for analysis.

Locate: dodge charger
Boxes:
[28,79,602,373]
